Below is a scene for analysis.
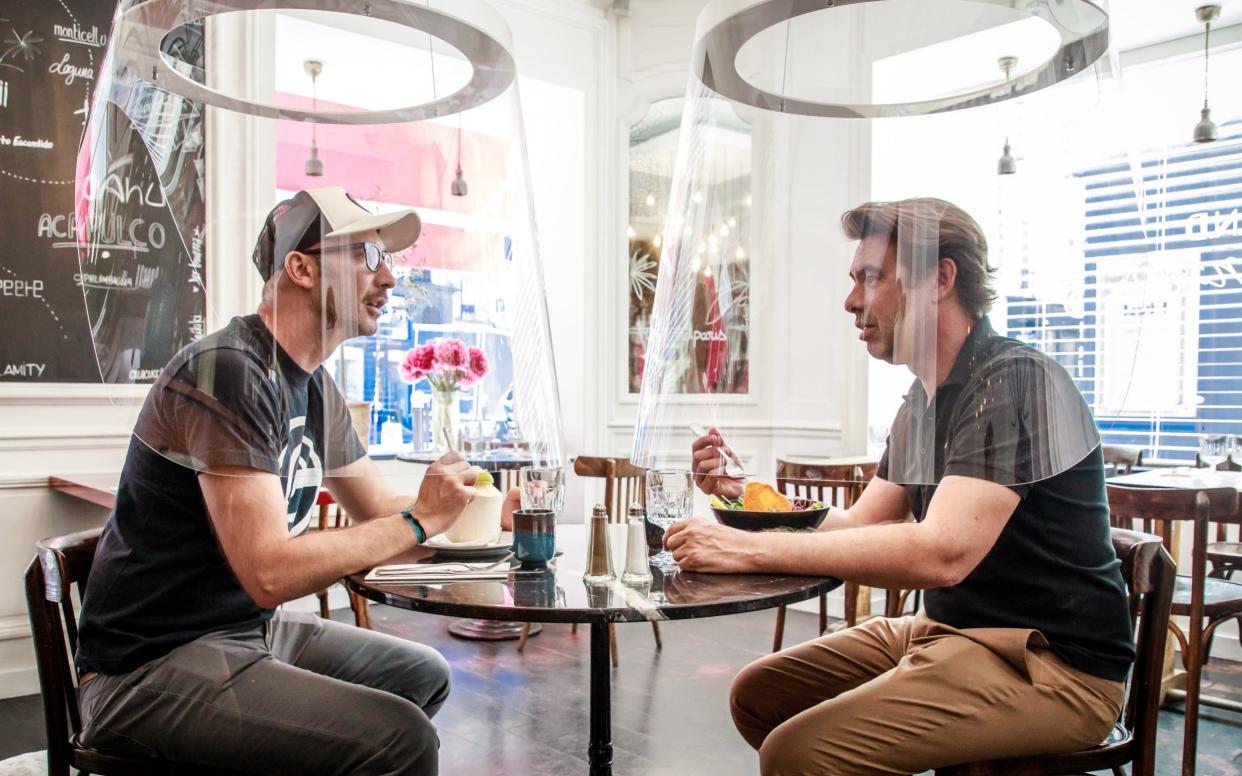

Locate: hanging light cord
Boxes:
[426,1,439,115]
[311,71,318,145]
[779,19,792,112]
[1203,16,1212,109]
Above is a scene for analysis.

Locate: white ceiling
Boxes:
[630,0,1242,54]
[1110,0,1242,51]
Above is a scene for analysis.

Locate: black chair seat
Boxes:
[935,723,1132,775]
[1172,574,1242,617]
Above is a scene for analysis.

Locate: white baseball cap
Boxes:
[253,187,422,280]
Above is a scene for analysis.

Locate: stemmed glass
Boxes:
[1229,435,1242,469]
[646,469,693,571]
[1199,434,1229,469]
[519,467,565,514]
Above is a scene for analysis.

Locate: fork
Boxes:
[689,423,747,479]
[374,551,515,576]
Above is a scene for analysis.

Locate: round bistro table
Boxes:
[347,531,839,775]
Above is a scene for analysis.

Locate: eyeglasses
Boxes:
[301,242,394,272]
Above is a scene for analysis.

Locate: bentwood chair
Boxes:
[1195,456,1242,602]
[936,529,1175,776]
[27,528,259,776]
[314,492,372,629]
[528,456,663,664]
[772,459,903,651]
[1105,485,1242,776]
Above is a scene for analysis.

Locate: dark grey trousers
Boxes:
[78,609,452,775]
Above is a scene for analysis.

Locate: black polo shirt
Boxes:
[878,319,1134,682]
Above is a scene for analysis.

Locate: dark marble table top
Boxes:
[347,532,840,625]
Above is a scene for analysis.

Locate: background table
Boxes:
[348,532,839,776]
[1110,468,1242,492]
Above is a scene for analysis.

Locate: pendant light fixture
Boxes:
[996,56,1018,175]
[1193,4,1221,144]
[451,114,469,197]
[303,59,324,176]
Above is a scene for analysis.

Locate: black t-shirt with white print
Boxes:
[77,315,366,675]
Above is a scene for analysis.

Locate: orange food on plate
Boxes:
[742,482,792,512]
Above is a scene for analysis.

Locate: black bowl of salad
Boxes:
[710,495,829,532]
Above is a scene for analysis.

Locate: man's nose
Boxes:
[376,261,397,289]
[844,284,861,314]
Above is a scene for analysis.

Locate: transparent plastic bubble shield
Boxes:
[77,0,564,479]
[631,0,1112,488]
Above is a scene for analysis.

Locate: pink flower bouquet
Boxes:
[400,338,489,392]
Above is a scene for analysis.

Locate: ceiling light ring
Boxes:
[693,0,1109,118]
[115,0,515,124]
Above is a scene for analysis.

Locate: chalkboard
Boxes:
[0,0,207,383]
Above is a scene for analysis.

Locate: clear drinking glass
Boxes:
[1230,435,1242,468]
[1199,434,1229,468]
[519,467,565,514]
[646,469,694,571]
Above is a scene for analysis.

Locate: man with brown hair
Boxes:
[668,198,1133,775]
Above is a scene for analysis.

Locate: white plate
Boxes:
[424,531,514,559]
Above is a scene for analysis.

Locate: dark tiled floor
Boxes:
[4,606,1241,774]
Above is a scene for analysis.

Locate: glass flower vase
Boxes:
[431,389,458,452]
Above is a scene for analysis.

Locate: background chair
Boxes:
[26,527,258,776]
[313,492,372,629]
[1192,455,1242,599]
[935,528,1175,776]
[1106,485,1242,776]
[772,459,903,651]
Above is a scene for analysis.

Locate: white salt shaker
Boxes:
[621,503,653,585]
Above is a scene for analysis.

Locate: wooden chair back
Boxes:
[1188,457,1242,547]
[775,459,874,508]
[573,456,646,523]
[1102,445,1144,476]
[1106,484,1237,560]
[27,528,257,776]
[27,527,98,774]
[1112,528,1177,775]
[935,529,1174,776]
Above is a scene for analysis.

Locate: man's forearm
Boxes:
[752,522,958,590]
[816,505,865,531]
[255,512,419,607]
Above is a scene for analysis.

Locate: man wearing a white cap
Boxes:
[73,188,501,775]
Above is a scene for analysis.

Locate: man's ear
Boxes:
[283,250,318,290]
[937,257,958,302]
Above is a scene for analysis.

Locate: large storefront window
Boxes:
[272,12,577,454]
[871,44,1242,461]
[627,97,752,394]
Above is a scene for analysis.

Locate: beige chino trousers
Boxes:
[730,613,1125,776]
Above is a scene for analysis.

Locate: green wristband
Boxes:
[401,508,427,544]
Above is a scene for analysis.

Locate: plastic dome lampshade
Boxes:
[451,166,468,196]
[997,141,1017,175]
[1195,106,1219,143]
